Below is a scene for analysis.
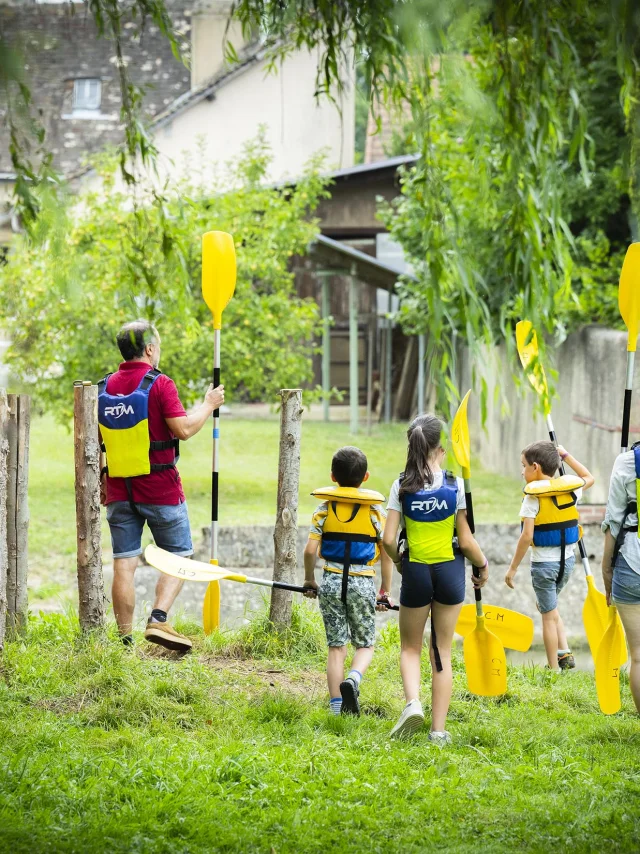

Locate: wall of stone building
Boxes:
[0,0,191,175]
[459,325,640,505]
[154,48,355,183]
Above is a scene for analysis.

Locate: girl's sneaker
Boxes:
[558,652,576,670]
[428,730,452,746]
[390,699,424,739]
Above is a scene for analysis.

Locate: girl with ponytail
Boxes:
[383,414,488,743]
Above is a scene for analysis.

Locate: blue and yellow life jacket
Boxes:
[98,370,179,501]
[522,474,584,582]
[311,485,385,603]
[401,471,459,564]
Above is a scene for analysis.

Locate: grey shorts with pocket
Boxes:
[530,555,575,613]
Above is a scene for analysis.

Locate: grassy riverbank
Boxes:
[1,606,638,853]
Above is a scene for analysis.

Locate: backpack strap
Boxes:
[97,373,113,394]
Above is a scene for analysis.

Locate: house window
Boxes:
[73,79,101,112]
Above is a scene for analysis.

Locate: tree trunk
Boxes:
[270,389,303,629]
[6,394,29,636]
[0,391,9,652]
[74,383,106,632]
[393,336,418,421]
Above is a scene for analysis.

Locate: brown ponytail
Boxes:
[400,414,445,497]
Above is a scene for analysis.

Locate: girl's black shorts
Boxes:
[399,553,466,608]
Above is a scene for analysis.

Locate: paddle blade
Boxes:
[595,606,624,715]
[456,603,533,652]
[463,618,507,696]
[583,575,608,661]
[144,544,246,584]
[202,231,237,329]
[515,320,550,415]
[203,581,221,634]
[451,390,471,474]
[619,243,640,352]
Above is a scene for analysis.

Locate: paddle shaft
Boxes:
[462,476,484,613]
[250,575,397,608]
[546,413,591,573]
[622,351,635,453]
[211,329,221,562]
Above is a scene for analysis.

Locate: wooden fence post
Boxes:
[6,394,30,636]
[73,382,106,632]
[270,389,303,629]
[0,390,9,652]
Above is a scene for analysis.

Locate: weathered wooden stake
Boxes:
[73,382,106,632]
[6,394,30,636]
[0,390,9,652]
[270,388,303,629]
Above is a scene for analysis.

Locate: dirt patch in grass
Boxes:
[202,654,325,697]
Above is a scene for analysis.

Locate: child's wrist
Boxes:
[559,450,568,460]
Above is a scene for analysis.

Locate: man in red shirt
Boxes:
[100,320,224,653]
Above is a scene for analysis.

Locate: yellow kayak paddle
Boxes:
[201,231,237,634]
[451,391,507,696]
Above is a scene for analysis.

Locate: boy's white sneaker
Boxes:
[428,730,452,746]
[390,699,424,739]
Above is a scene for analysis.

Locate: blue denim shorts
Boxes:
[612,554,640,605]
[106,501,193,559]
[530,554,575,614]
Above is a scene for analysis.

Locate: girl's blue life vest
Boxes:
[400,471,459,564]
[98,369,179,506]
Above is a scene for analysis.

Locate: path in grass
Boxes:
[27,410,522,607]
[0,607,638,853]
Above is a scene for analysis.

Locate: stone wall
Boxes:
[0,0,191,175]
[185,522,608,643]
[460,326,640,505]
[195,521,605,570]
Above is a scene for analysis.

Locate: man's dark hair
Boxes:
[116,320,159,361]
[331,446,368,487]
[522,440,560,477]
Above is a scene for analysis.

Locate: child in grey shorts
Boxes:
[505,440,594,671]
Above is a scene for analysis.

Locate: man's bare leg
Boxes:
[112,556,139,636]
[152,573,184,614]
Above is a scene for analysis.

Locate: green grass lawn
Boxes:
[0,607,639,853]
[28,412,522,585]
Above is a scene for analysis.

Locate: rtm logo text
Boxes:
[410,498,449,513]
[104,404,134,418]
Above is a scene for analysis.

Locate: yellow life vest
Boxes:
[523,475,584,581]
[311,486,385,603]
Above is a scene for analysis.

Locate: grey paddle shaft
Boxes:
[621,351,635,453]
[546,413,592,578]
[211,329,221,561]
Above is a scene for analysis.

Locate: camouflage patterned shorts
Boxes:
[318,571,376,648]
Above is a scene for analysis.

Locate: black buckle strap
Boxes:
[341,541,351,604]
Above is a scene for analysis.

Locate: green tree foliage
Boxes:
[0,138,329,420]
[374,1,639,409]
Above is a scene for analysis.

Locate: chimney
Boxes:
[190,1,248,89]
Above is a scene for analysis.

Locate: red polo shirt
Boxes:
[103,361,187,506]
